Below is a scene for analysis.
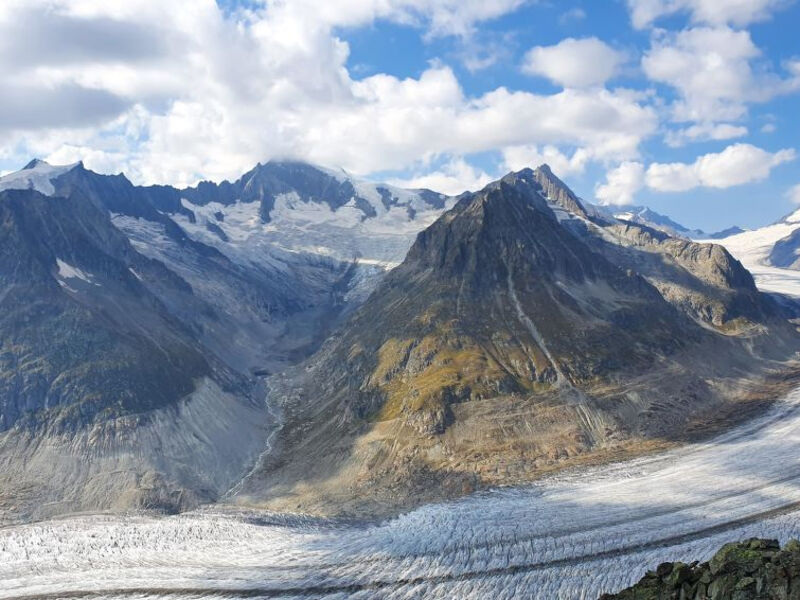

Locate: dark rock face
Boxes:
[770,229,800,270]
[600,538,800,600]
[0,188,212,432]
[530,163,589,218]
[313,172,692,429]
[709,226,746,240]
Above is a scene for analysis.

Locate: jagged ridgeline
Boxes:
[0,158,448,522]
[0,158,799,522]
[238,167,800,516]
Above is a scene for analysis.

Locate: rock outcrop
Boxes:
[600,538,800,600]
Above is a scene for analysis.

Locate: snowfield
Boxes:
[699,209,800,297]
[4,385,800,599]
[0,160,80,196]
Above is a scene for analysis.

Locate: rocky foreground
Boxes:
[601,538,800,600]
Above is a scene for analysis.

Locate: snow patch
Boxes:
[173,191,455,269]
[55,259,94,284]
[0,161,80,196]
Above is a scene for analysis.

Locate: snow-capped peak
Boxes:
[0,159,83,196]
[782,207,800,225]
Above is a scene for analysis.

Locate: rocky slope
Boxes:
[1,157,799,523]
[0,158,450,522]
[0,186,272,520]
[237,168,800,516]
[600,539,800,600]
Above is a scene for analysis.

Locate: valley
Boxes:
[5,369,800,599]
[3,159,800,600]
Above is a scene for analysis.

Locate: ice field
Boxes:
[4,384,800,599]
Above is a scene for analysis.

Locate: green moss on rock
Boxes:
[600,539,800,600]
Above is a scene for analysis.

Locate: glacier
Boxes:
[4,384,800,599]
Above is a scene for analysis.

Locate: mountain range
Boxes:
[0,158,798,521]
[608,204,744,240]
[235,167,799,516]
[0,158,446,521]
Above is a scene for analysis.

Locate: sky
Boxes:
[0,0,798,232]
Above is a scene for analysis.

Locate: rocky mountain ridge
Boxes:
[0,158,798,522]
[0,158,450,522]
[236,167,800,517]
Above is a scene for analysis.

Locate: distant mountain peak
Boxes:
[781,207,800,225]
[0,159,84,196]
[22,158,50,170]
[531,164,589,218]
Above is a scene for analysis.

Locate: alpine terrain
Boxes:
[234,166,800,516]
[1,158,799,523]
[0,158,448,522]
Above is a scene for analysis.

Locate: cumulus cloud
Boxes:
[0,84,131,131]
[595,161,645,205]
[786,183,800,204]
[596,143,795,204]
[0,0,657,189]
[387,158,494,195]
[502,145,589,175]
[522,37,625,88]
[664,123,748,147]
[645,143,796,192]
[643,27,800,125]
[627,0,791,29]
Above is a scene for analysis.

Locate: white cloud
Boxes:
[645,143,796,192]
[559,8,587,24]
[762,123,777,133]
[0,0,657,187]
[596,143,795,203]
[387,158,494,195]
[501,145,589,175]
[787,183,800,204]
[270,0,530,38]
[628,0,791,29]
[522,37,625,88]
[643,27,800,125]
[664,122,748,147]
[595,161,645,205]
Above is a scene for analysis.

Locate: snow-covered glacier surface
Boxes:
[5,388,800,599]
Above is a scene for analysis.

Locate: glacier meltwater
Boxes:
[4,386,800,599]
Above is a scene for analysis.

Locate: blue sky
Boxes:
[0,0,798,231]
[341,1,800,231]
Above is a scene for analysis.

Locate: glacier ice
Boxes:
[5,388,800,599]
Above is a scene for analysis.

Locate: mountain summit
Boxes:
[237,168,799,516]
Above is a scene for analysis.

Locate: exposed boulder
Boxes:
[600,538,800,600]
